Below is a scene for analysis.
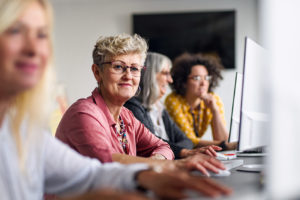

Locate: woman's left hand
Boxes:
[200,93,218,111]
[174,153,225,176]
[182,145,222,157]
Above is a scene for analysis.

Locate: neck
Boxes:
[0,98,13,127]
[184,93,200,110]
[98,88,123,122]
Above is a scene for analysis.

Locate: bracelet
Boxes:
[219,140,228,151]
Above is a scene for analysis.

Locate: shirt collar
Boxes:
[91,88,131,127]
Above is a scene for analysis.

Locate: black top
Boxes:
[124,97,193,159]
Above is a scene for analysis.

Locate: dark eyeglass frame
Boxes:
[100,61,145,77]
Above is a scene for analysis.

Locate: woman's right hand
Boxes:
[137,169,232,199]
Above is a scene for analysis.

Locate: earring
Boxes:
[135,86,141,96]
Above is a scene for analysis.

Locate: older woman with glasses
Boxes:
[165,53,237,150]
[56,34,174,162]
[56,34,227,176]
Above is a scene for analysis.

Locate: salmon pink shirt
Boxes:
[56,88,174,162]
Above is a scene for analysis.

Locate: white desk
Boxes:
[187,156,265,199]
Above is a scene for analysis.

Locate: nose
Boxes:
[168,74,173,83]
[123,67,133,78]
[23,33,37,57]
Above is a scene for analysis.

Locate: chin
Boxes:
[119,93,135,102]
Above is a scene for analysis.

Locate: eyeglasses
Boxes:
[189,75,212,82]
[101,61,145,77]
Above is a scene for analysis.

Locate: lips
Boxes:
[16,62,38,74]
[118,83,132,87]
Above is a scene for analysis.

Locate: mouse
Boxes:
[210,169,231,177]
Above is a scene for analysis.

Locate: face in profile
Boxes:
[185,65,210,99]
[0,1,50,96]
[97,53,142,103]
[156,63,173,99]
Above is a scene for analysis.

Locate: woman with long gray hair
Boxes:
[125,52,222,160]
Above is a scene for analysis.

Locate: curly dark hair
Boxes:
[170,53,224,96]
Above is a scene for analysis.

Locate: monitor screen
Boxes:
[228,72,243,143]
[237,37,270,151]
[133,11,235,69]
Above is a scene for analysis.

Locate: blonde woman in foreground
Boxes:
[0,0,232,199]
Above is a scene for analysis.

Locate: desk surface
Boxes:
[188,156,265,200]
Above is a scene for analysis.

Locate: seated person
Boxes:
[125,52,221,159]
[56,34,225,175]
[0,1,231,199]
[165,53,236,150]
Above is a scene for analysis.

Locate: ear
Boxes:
[92,64,102,83]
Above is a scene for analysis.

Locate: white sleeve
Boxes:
[43,133,149,196]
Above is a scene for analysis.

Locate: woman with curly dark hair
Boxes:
[165,53,236,150]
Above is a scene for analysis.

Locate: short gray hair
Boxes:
[92,33,148,66]
[139,52,172,109]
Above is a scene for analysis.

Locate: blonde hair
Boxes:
[92,33,148,66]
[0,0,55,164]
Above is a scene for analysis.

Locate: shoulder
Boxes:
[165,92,182,104]
[165,92,186,109]
[66,97,103,116]
[59,97,108,128]
[124,97,145,112]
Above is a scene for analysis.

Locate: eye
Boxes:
[113,64,123,70]
[193,76,201,81]
[130,66,139,72]
[37,30,48,39]
[6,26,21,35]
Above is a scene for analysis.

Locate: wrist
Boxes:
[150,154,166,160]
[218,140,228,151]
[134,169,152,192]
[180,148,189,158]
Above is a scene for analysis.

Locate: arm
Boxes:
[43,133,149,196]
[201,94,228,141]
[129,110,174,160]
[165,94,201,146]
[162,109,194,158]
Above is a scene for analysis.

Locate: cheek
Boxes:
[134,77,140,87]
[39,42,51,69]
[0,40,19,65]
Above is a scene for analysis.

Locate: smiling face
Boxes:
[185,65,210,99]
[94,53,143,104]
[156,62,173,99]
[0,1,50,98]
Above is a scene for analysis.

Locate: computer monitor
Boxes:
[237,37,270,152]
[228,72,243,143]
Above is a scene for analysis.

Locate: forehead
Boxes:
[190,65,208,75]
[109,53,143,65]
[161,64,171,72]
[18,2,47,28]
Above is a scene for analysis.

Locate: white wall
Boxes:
[50,0,259,137]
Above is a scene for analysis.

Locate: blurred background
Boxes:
[49,0,260,140]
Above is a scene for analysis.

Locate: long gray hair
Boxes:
[139,52,172,109]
